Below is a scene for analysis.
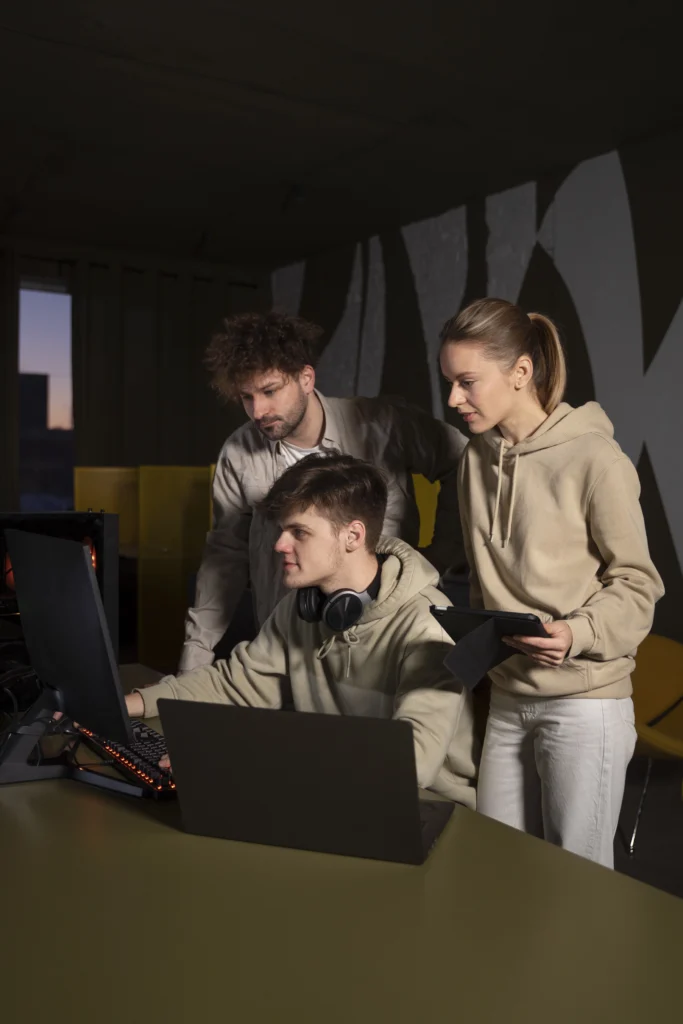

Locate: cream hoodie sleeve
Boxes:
[137,608,288,717]
[393,624,469,790]
[567,457,664,660]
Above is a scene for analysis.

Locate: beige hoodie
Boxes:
[458,402,664,699]
[137,536,478,807]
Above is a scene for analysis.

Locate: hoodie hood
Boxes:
[315,535,441,675]
[478,403,615,546]
[360,534,440,623]
[317,536,444,679]
[481,401,615,457]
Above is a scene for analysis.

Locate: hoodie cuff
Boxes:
[566,615,595,658]
[132,676,177,718]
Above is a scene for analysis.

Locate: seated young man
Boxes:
[125,454,477,807]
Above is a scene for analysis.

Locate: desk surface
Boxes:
[1,671,682,1023]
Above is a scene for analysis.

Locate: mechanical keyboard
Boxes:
[77,720,177,799]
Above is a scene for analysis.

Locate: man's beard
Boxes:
[256,392,308,441]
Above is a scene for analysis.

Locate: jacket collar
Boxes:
[270,390,339,455]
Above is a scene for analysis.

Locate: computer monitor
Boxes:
[0,512,119,660]
[3,529,131,746]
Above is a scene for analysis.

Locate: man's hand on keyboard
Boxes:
[123,692,169,769]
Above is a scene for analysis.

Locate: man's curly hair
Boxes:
[205,311,323,401]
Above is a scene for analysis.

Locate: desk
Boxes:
[1,684,682,1022]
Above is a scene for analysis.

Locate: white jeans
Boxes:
[477,690,637,868]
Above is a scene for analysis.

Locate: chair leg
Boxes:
[628,757,653,857]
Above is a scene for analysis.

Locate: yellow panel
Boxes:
[208,468,439,546]
[73,467,139,556]
[412,474,441,548]
[137,466,211,673]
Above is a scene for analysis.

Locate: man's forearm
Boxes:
[125,691,145,717]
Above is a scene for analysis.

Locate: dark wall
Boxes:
[271,133,683,643]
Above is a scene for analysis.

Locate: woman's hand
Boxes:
[502,620,573,667]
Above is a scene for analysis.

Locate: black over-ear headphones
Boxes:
[296,585,373,633]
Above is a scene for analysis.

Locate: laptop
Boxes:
[158,699,454,865]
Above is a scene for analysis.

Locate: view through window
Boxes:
[18,287,73,511]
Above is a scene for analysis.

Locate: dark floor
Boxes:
[615,756,683,899]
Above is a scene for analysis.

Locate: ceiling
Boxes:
[1,1,681,270]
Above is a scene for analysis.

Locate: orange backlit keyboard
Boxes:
[78,720,177,799]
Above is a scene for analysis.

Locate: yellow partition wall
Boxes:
[137,466,212,672]
[412,474,440,548]
[74,467,140,556]
[209,469,439,545]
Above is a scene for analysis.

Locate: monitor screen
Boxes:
[4,529,131,745]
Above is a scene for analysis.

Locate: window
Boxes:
[18,286,73,511]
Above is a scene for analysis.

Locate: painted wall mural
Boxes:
[271,147,683,642]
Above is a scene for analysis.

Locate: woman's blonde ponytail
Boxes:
[528,312,566,414]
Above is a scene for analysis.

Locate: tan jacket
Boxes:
[141,537,478,806]
[180,392,467,672]
[458,402,664,699]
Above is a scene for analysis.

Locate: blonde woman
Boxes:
[439,298,663,867]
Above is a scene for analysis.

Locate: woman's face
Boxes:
[440,341,518,434]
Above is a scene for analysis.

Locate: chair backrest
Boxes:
[632,634,683,751]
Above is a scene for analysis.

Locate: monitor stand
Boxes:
[0,689,144,797]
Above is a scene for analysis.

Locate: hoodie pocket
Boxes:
[492,654,591,697]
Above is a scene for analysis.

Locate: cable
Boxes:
[0,685,18,720]
[647,695,683,728]
[0,684,20,757]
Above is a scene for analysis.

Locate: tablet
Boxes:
[430,605,548,642]
[430,605,549,690]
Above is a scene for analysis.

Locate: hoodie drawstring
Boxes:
[490,439,520,548]
[505,452,520,547]
[490,438,506,543]
[317,630,359,678]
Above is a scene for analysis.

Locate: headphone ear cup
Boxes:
[322,591,365,633]
[297,586,324,623]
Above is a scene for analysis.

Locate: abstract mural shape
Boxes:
[538,151,643,458]
[313,244,364,397]
[538,151,683,572]
[355,236,386,397]
[402,207,468,418]
[486,181,537,303]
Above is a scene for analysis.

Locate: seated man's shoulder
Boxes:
[391,586,453,645]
